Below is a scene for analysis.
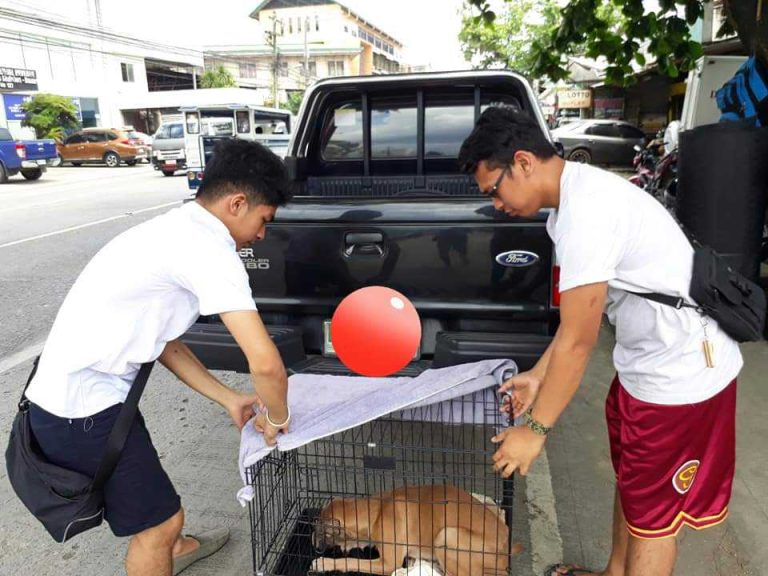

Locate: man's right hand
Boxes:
[499,370,543,418]
[253,412,289,446]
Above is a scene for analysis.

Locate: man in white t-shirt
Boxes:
[22,139,293,576]
[458,107,742,576]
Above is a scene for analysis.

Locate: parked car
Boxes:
[130,130,153,162]
[57,128,149,167]
[552,119,647,166]
[0,126,58,183]
[152,122,186,176]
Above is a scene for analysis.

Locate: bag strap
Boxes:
[18,356,41,411]
[627,290,701,311]
[91,362,154,491]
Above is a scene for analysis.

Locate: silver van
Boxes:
[152,122,186,176]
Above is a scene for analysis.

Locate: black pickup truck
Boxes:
[183,70,560,376]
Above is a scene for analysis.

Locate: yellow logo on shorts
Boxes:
[673,460,700,494]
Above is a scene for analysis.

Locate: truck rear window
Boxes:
[319,90,523,163]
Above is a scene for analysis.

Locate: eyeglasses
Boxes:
[485,166,509,199]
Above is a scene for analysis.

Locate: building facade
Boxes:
[0,1,202,136]
[204,0,404,105]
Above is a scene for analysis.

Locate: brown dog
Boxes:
[311,484,510,576]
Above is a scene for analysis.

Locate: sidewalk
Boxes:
[1,327,766,575]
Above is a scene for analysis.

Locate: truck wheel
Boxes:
[72,162,82,167]
[0,163,7,184]
[568,148,592,164]
[104,152,120,167]
[21,169,43,181]
[162,170,176,177]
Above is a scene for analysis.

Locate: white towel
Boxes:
[237,359,517,505]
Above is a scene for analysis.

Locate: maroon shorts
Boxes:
[606,376,736,539]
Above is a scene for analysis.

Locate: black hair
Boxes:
[195,138,292,206]
[458,106,557,174]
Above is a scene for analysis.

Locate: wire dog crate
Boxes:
[246,387,514,576]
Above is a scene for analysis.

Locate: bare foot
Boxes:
[172,535,200,559]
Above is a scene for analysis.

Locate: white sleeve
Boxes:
[555,202,625,293]
[173,246,257,315]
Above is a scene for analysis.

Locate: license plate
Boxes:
[322,320,421,360]
[37,159,46,166]
[164,160,177,166]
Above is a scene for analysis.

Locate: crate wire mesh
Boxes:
[246,387,514,576]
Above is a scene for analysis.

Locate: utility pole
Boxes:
[266,14,281,107]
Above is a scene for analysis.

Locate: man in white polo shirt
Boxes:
[23,139,293,575]
[459,108,742,576]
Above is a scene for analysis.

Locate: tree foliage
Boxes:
[200,65,237,88]
[466,0,767,86]
[20,93,79,140]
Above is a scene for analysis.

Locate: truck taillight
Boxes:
[15,143,26,159]
[552,265,561,307]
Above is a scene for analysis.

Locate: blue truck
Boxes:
[0,126,58,183]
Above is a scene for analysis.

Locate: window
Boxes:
[186,112,200,135]
[371,97,417,158]
[289,18,293,34]
[239,62,258,79]
[169,124,184,139]
[618,124,644,139]
[106,131,120,140]
[121,62,134,82]
[321,101,363,160]
[0,127,12,141]
[344,25,348,33]
[85,132,107,143]
[328,60,345,77]
[298,17,302,32]
[236,110,251,134]
[315,15,319,31]
[425,100,475,158]
[66,133,85,144]
[279,61,289,77]
[308,61,317,77]
[586,123,620,137]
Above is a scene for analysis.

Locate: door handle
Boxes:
[344,232,384,257]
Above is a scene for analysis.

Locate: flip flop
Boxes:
[172,527,230,576]
[543,564,597,576]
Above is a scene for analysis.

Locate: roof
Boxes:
[249,0,402,47]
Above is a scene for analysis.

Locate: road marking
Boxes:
[0,340,44,375]
[0,201,182,249]
[526,447,564,574]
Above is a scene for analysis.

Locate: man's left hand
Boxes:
[491,426,547,478]
[226,393,263,430]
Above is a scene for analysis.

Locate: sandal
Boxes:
[543,564,598,576]
[172,527,230,575]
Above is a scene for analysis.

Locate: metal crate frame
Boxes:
[246,387,514,576]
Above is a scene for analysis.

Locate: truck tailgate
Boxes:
[21,139,57,161]
[242,199,553,318]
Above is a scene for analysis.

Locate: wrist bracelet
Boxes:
[266,407,291,428]
[523,407,552,436]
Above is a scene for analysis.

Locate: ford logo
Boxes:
[495,250,540,267]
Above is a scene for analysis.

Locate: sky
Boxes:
[1,0,470,70]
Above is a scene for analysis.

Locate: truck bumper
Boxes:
[21,159,51,169]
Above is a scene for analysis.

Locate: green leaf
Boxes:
[635,52,647,67]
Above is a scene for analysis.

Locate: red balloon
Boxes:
[331,286,421,377]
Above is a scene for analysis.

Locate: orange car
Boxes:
[57,128,149,167]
